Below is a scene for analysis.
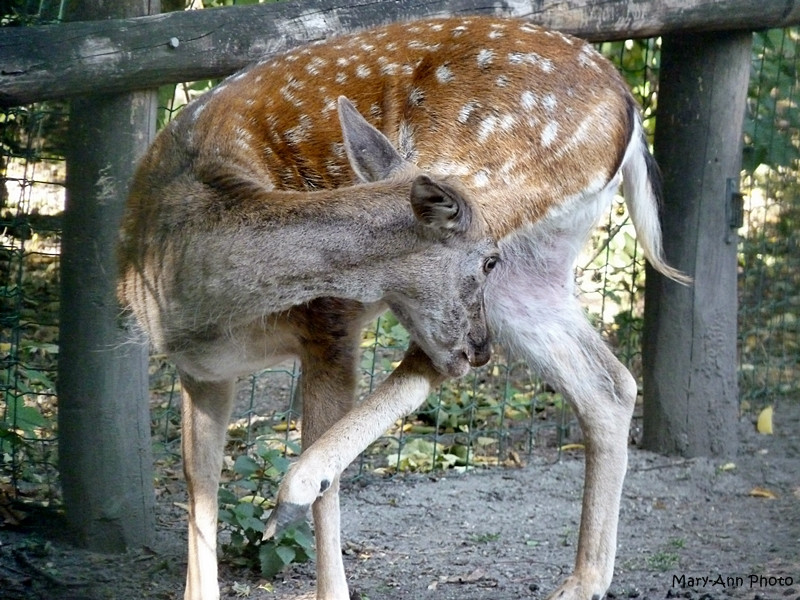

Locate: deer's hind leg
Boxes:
[487,233,636,600]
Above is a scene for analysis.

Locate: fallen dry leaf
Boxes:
[559,443,586,452]
[756,406,774,434]
[749,486,778,499]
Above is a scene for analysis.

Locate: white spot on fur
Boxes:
[429,22,444,31]
[335,72,348,84]
[508,51,554,72]
[473,169,490,187]
[356,65,371,78]
[321,98,337,114]
[280,77,304,106]
[331,141,346,158]
[451,25,468,37]
[429,159,470,177]
[541,121,558,147]
[578,45,602,71]
[407,40,441,52]
[326,162,344,178]
[305,56,328,75]
[557,31,576,45]
[495,75,510,88]
[336,56,351,66]
[398,121,417,161]
[500,158,517,175]
[458,101,479,124]
[436,64,454,83]
[189,100,207,123]
[521,91,537,110]
[478,115,498,142]
[409,87,425,105]
[477,49,495,69]
[233,124,253,151]
[543,94,557,112]
[286,114,312,145]
[379,59,399,76]
[499,114,516,131]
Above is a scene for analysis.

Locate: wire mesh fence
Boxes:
[739,28,800,415]
[0,102,65,507]
[0,28,797,509]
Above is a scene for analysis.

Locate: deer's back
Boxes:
[163,16,635,239]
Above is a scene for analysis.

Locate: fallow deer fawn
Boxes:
[119,14,688,600]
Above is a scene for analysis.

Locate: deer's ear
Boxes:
[338,96,406,183]
[409,175,473,236]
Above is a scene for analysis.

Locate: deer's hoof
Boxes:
[262,501,308,540]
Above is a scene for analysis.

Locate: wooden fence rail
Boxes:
[1,0,800,107]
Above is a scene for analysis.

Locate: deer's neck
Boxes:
[179,180,426,319]
[281,185,427,302]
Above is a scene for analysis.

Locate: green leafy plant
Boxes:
[218,440,315,579]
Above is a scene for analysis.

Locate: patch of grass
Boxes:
[646,550,681,571]
[469,532,501,544]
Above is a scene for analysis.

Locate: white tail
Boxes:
[622,119,692,284]
[118,15,688,600]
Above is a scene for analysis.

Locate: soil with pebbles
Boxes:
[1,403,798,600]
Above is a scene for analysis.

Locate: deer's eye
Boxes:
[483,255,499,274]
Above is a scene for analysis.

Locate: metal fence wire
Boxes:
[0,29,798,506]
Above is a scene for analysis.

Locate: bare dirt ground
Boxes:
[1,402,798,600]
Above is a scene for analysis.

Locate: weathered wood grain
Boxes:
[56,0,158,552]
[642,31,752,457]
[1,0,799,106]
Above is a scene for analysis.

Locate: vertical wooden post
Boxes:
[58,0,159,551]
[642,32,752,457]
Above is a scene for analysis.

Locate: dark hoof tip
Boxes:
[262,502,309,540]
[320,478,331,493]
[350,590,363,600]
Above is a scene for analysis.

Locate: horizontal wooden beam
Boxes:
[2,0,799,107]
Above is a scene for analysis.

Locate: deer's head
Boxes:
[338,97,497,377]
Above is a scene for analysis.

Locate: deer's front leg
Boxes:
[264,343,445,537]
[181,374,236,600]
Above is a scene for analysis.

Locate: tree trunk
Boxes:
[58,0,159,552]
[642,31,752,457]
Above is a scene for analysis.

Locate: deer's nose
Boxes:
[467,337,491,367]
